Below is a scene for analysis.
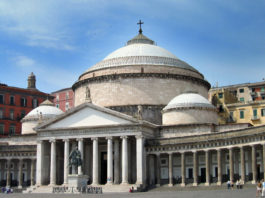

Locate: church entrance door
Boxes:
[200,168,206,183]
[101,152,107,184]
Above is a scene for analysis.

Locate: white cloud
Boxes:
[14,56,35,67]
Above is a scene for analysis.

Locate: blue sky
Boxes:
[0,0,265,93]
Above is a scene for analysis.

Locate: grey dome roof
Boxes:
[85,33,198,73]
[163,93,216,111]
[22,99,63,122]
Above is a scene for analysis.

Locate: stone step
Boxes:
[24,184,141,194]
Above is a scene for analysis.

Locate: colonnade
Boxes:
[36,135,145,186]
[1,158,36,188]
[151,144,265,186]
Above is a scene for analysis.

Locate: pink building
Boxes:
[51,87,74,112]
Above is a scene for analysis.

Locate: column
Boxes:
[252,145,257,184]
[205,150,210,186]
[121,136,128,184]
[168,153,173,186]
[77,138,84,175]
[63,139,69,184]
[229,148,234,183]
[49,139,56,186]
[217,149,222,186]
[136,135,144,185]
[263,144,265,181]
[193,151,198,186]
[114,139,120,184]
[240,146,245,184]
[6,159,11,188]
[92,137,99,185]
[106,137,113,184]
[36,140,43,186]
[156,153,160,186]
[30,159,35,186]
[181,152,185,187]
[18,159,23,188]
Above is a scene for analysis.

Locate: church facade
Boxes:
[0,26,265,193]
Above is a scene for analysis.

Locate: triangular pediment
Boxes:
[38,103,138,130]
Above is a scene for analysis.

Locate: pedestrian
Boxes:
[227,180,231,189]
[257,180,262,197]
[262,179,265,197]
[231,180,234,190]
[236,180,240,189]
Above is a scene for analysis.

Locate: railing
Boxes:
[251,115,260,120]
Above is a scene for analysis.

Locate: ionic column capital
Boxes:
[135,135,144,139]
[62,139,69,142]
[91,137,98,141]
[120,135,128,139]
[76,138,84,142]
[49,139,56,143]
[106,136,113,140]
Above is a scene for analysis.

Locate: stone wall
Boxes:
[74,76,209,107]
[162,109,218,125]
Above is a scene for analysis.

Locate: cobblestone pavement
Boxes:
[0,187,257,198]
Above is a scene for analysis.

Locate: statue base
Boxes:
[68,174,88,188]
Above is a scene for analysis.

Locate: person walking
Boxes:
[257,180,262,197]
[262,179,265,197]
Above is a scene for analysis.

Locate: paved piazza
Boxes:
[0,187,257,198]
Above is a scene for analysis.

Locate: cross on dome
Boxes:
[137,20,144,34]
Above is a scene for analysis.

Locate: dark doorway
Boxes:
[257,164,261,181]
[101,152,107,184]
[215,167,218,178]
[201,168,206,183]
[188,168,193,179]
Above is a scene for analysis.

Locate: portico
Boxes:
[35,102,153,188]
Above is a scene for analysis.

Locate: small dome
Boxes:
[21,99,63,135]
[22,99,63,121]
[163,93,215,111]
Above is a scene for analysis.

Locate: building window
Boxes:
[10,96,15,105]
[0,109,3,119]
[66,92,69,100]
[9,110,14,120]
[56,94,59,102]
[240,110,244,119]
[240,97,244,102]
[261,87,265,92]
[56,104,59,108]
[261,109,265,117]
[0,94,4,104]
[20,97,27,107]
[253,109,257,117]
[239,88,244,93]
[21,110,26,119]
[0,124,4,134]
[9,125,15,135]
[65,102,69,111]
[218,93,223,98]
[32,98,38,108]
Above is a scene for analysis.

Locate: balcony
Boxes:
[251,115,260,121]
[227,117,237,123]
[260,90,265,96]
[250,91,258,97]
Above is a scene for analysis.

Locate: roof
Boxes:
[163,93,216,111]
[22,99,63,122]
[85,33,198,73]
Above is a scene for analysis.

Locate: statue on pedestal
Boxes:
[69,146,82,174]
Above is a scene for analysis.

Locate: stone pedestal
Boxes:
[68,175,88,188]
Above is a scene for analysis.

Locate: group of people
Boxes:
[1,187,13,194]
[227,179,244,189]
[256,179,265,197]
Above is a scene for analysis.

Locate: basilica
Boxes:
[0,24,265,193]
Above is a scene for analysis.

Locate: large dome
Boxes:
[73,30,211,124]
[85,33,198,73]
